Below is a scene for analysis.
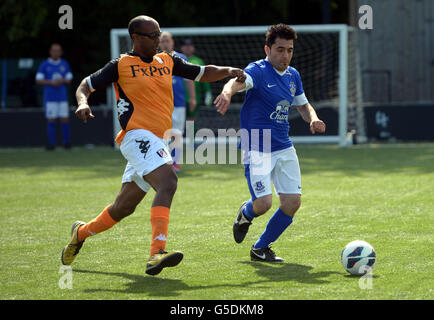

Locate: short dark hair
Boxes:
[181,39,194,46]
[50,43,62,49]
[265,23,297,47]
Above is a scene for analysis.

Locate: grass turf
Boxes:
[0,144,433,299]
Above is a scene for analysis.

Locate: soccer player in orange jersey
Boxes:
[61,15,245,276]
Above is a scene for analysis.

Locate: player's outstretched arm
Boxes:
[75,78,95,123]
[296,103,326,134]
[200,65,246,83]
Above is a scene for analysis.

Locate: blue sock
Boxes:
[172,148,182,164]
[254,208,293,249]
[242,199,257,221]
[61,122,70,144]
[47,122,56,146]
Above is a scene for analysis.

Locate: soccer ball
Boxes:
[341,240,376,275]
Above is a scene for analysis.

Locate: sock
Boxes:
[77,205,117,242]
[254,208,293,249]
[150,206,170,257]
[61,122,71,144]
[242,199,258,221]
[46,122,56,146]
[171,148,181,165]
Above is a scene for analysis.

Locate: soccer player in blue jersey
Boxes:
[214,24,326,262]
[159,32,196,172]
[36,43,73,150]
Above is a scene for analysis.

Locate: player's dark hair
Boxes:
[265,24,297,47]
[50,43,62,49]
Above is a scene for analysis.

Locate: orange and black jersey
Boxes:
[86,51,203,145]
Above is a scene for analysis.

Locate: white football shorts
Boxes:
[172,106,186,134]
[45,101,69,119]
[120,129,173,192]
[244,146,301,200]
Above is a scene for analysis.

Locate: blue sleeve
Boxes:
[244,62,262,89]
[293,68,304,96]
[37,61,47,75]
[63,61,72,74]
[63,60,73,80]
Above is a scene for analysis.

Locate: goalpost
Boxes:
[109,25,364,148]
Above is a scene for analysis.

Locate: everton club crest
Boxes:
[289,81,296,97]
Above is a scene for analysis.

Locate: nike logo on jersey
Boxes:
[251,250,266,259]
[267,84,277,88]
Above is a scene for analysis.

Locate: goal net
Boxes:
[109,25,364,147]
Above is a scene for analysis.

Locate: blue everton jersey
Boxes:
[172,52,188,107]
[240,58,307,152]
[36,58,73,102]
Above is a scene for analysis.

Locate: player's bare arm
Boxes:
[37,77,72,87]
[36,79,62,87]
[75,78,95,123]
[62,78,72,85]
[185,79,197,112]
[214,77,247,115]
[200,66,246,83]
[296,103,326,134]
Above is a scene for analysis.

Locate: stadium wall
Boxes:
[0,107,113,147]
[364,104,434,142]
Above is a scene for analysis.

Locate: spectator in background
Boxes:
[36,43,73,150]
[180,39,213,124]
[160,32,196,172]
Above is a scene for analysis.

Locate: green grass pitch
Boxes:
[0,144,433,300]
